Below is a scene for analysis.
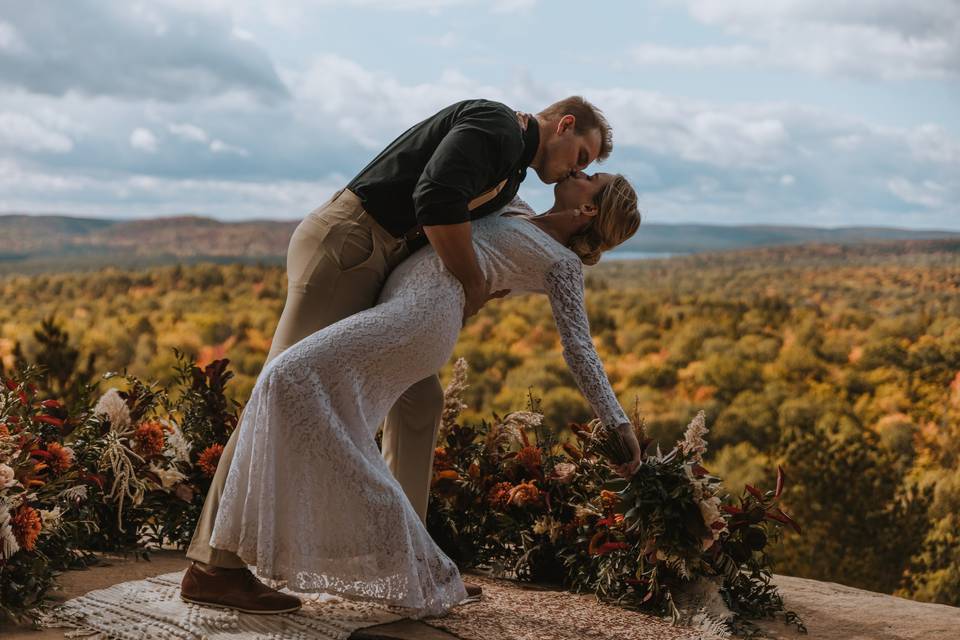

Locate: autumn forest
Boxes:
[2,238,959,605]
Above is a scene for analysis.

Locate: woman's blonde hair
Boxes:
[567,174,641,266]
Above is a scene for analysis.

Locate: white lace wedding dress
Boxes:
[208,197,631,619]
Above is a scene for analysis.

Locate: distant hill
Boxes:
[1,212,958,274]
[617,223,960,254]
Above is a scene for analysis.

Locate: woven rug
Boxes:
[424,572,704,640]
[38,570,405,640]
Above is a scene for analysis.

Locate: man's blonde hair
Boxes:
[568,175,641,266]
[538,96,613,161]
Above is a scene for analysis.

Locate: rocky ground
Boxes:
[1,550,957,640]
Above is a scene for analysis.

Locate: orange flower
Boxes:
[433,447,452,470]
[600,489,619,510]
[515,446,542,471]
[487,481,514,509]
[46,442,74,474]
[0,423,9,438]
[12,504,42,552]
[507,480,541,508]
[431,469,459,487]
[467,462,480,479]
[134,421,166,457]
[197,443,224,477]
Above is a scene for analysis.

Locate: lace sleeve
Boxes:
[543,258,630,428]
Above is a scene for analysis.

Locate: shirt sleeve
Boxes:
[544,257,631,428]
[413,106,521,227]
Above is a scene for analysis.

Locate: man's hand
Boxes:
[422,222,509,326]
[463,282,510,326]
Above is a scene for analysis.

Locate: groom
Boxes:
[181,96,612,613]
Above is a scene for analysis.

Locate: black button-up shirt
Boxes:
[346,99,540,238]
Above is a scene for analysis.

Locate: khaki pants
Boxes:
[186,189,445,569]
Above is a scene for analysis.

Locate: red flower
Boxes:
[515,446,542,472]
[12,505,42,552]
[197,443,224,477]
[486,481,514,509]
[46,442,74,474]
[507,480,541,508]
[134,421,166,457]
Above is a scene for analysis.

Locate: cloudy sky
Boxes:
[1,1,957,228]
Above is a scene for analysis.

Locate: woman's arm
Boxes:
[543,258,630,429]
[544,258,642,476]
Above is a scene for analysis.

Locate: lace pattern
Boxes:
[543,258,630,428]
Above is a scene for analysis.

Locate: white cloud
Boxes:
[0,1,289,102]
[630,43,757,68]
[420,31,459,48]
[780,174,795,186]
[130,127,159,153]
[0,158,345,220]
[887,177,946,208]
[492,0,537,13]
[648,0,960,80]
[0,19,28,54]
[0,111,73,153]
[209,139,249,156]
[168,122,209,143]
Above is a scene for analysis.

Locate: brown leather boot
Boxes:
[464,581,482,598]
[180,561,302,614]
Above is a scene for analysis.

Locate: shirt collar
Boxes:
[519,116,539,169]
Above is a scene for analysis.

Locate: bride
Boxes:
[205,171,644,619]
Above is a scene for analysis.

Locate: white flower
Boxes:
[39,506,63,533]
[441,357,470,432]
[532,515,563,543]
[499,411,544,446]
[0,463,18,489]
[0,499,19,558]
[162,422,193,465]
[699,495,727,544]
[550,461,578,485]
[574,504,601,520]
[532,516,551,536]
[679,410,709,463]
[148,462,187,489]
[93,388,131,431]
[58,485,88,502]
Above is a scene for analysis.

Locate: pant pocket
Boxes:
[334,222,379,272]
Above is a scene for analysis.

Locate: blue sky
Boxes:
[0,0,957,228]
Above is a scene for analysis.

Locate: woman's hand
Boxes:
[611,423,642,478]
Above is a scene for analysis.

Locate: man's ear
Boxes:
[557,114,576,135]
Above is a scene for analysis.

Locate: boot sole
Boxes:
[180,594,302,615]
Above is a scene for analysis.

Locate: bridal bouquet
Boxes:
[574,412,803,633]
[427,359,805,636]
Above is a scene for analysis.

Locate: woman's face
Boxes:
[553,171,614,211]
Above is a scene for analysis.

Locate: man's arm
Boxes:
[422,222,508,325]
[413,106,521,322]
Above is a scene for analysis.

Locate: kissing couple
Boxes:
[179,96,645,619]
